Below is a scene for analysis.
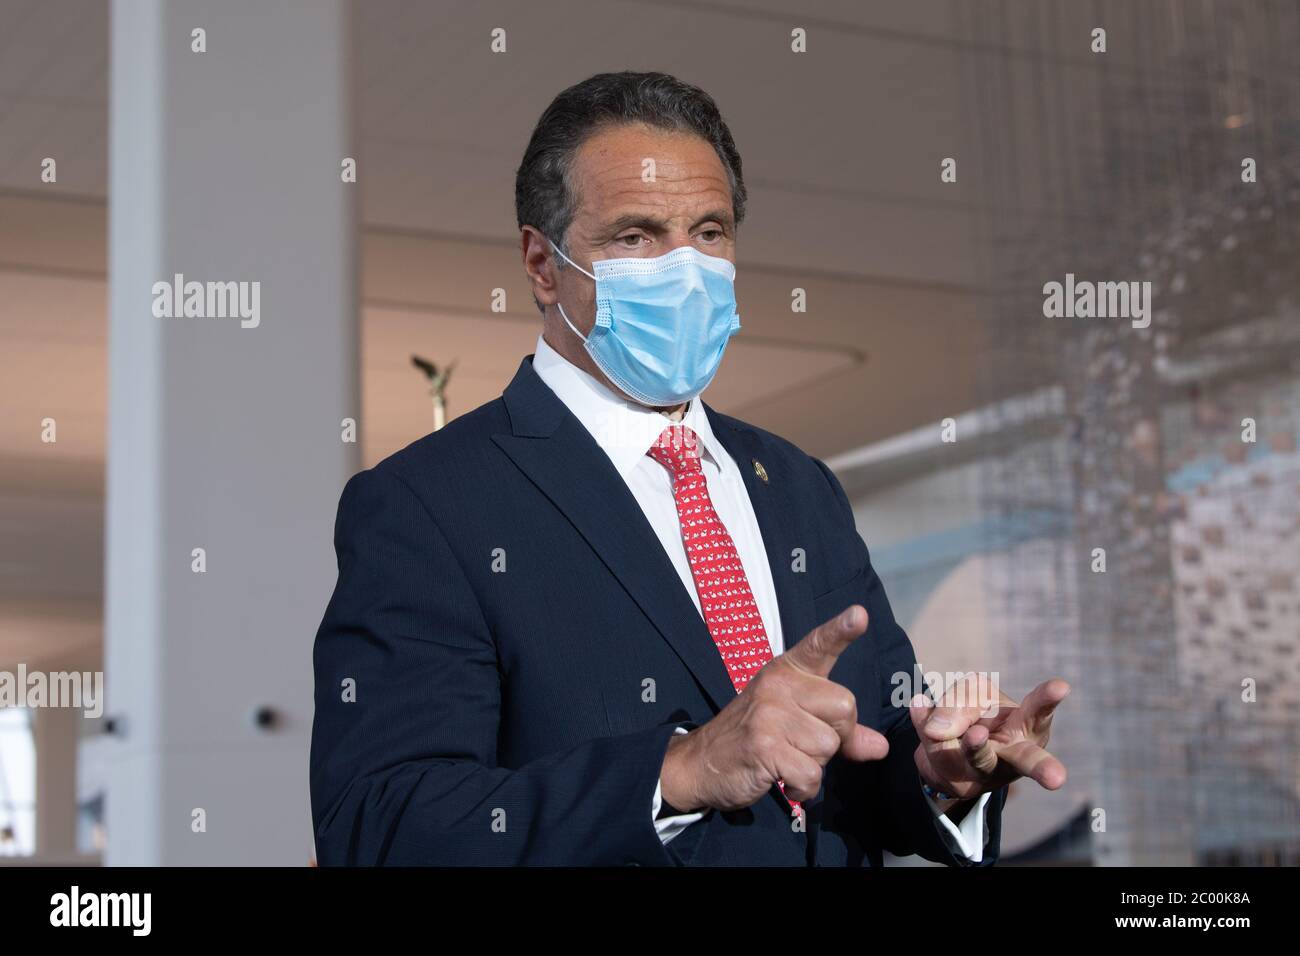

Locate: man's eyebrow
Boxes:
[601,213,668,234]
[693,209,735,231]
[600,209,735,234]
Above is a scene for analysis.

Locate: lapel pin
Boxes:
[752,459,769,483]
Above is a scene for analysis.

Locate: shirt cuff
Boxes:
[928,789,993,862]
[652,727,706,845]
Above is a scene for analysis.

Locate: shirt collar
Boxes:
[531,334,728,481]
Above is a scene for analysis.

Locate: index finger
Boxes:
[781,605,869,680]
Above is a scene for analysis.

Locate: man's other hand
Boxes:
[911,673,1070,806]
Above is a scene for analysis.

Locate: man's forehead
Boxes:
[570,126,732,221]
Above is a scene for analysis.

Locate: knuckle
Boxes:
[748,698,782,729]
[748,732,779,758]
[829,690,856,722]
[748,669,775,695]
[791,766,823,796]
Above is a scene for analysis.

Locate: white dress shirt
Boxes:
[531,334,990,861]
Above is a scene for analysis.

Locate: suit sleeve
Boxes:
[309,466,681,866]
[812,458,1007,867]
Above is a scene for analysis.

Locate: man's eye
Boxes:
[697,229,723,242]
[616,234,644,247]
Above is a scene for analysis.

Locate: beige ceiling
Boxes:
[0,0,1115,662]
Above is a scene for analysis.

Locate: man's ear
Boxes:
[521,226,558,309]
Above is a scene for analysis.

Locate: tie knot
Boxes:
[647,425,703,476]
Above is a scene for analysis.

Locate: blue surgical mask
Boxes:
[549,240,742,406]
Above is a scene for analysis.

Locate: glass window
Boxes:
[0,707,36,856]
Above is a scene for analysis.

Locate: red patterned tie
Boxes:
[648,424,801,818]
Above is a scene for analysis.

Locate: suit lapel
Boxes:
[705,404,818,655]
[493,359,739,712]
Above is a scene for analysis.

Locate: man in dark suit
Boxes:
[310,71,1069,866]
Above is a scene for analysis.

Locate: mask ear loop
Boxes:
[548,239,597,280]
[548,238,597,344]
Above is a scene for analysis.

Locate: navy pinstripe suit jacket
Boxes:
[309,356,1006,866]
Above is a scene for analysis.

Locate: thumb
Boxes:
[782,605,869,680]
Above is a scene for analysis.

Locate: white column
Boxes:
[106,0,358,865]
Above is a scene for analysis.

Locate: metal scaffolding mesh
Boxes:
[961,0,1300,864]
